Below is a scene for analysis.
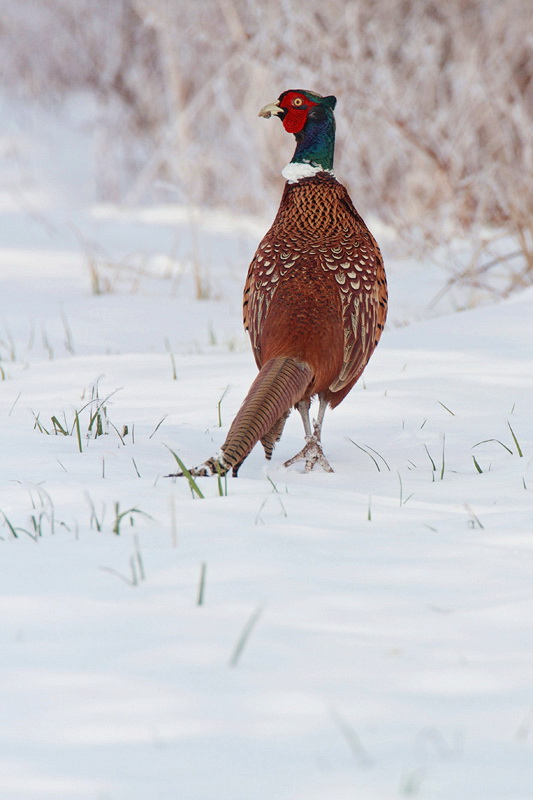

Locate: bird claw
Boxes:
[165,465,210,478]
[284,434,334,473]
[166,456,231,478]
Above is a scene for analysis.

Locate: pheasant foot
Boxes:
[284,424,333,473]
[167,456,235,478]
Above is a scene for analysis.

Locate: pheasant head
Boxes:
[259,90,337,180]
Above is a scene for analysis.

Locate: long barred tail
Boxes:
[222,357,312,469]
[187,357,312,477]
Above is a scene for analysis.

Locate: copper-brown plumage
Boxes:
[179,90,387,478]
[244,173,387,408]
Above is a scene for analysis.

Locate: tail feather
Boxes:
[260,410,290,461]
[220,357,312,471]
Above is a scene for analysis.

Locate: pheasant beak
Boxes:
[258,101,284,119]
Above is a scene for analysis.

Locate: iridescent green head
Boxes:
[259,90,337,172]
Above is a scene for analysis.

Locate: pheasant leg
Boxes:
[284,398,333,472]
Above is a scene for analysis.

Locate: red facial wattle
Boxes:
[279,92,318,134]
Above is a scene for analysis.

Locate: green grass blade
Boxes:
[397,470,403,506]
[438,400,455,416]
[348,439,380,471]
[465,503,484,529]
[472,455,483,473]
[1,510,18,538]
[472,438,512,455]
[424,444,436,471]
[33,412,50,434]
[167,447,204,499]
[149,415,167,439]
[51,415,69,436]
[508,421,523,457]
[197,562,207,606]
[73,411,83,452]
[214,459,226,496]
[364,443,390,471]
[229,606,263,667]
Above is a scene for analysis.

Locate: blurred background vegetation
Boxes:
[1,0,532,296]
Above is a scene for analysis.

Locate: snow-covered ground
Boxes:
[1,101,532,800]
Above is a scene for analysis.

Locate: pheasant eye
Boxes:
[293,97,304,107]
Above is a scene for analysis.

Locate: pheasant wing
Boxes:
[325,191,387,394]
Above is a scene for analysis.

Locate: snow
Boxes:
[1,100,532,800]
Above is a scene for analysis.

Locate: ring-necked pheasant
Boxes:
[180,89,387,476]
